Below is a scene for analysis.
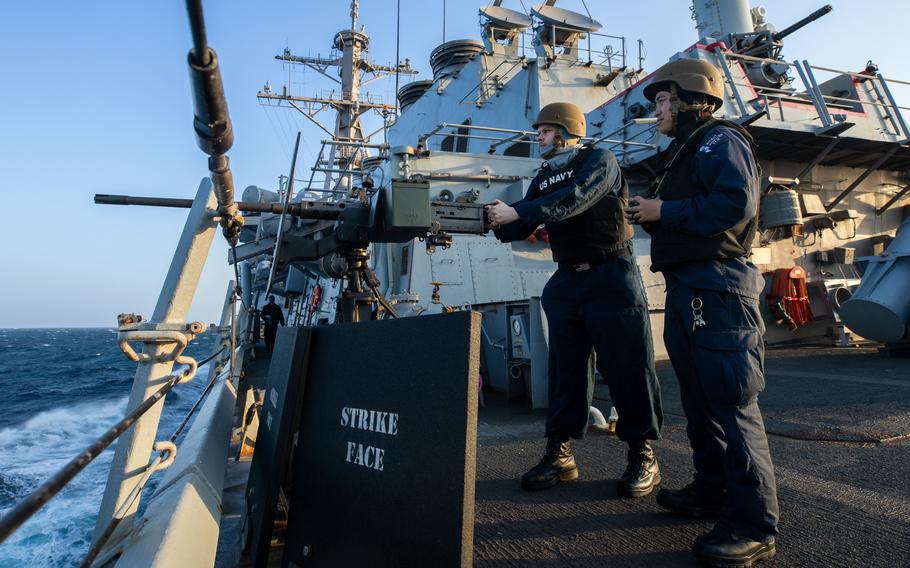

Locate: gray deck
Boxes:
[474,345,910,566]
[217,343,910,566]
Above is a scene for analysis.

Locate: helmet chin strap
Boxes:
[667,83,714,136]
[540,139,564,159]
[541,133,580,159]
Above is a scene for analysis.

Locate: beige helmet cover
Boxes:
[533,102,586,138]
[643,59,725,109]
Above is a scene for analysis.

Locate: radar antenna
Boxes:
[257,0,417,194]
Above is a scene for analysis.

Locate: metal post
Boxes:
[714,47,748,118]
[92,178,218,549]
[877,73,910,142]
[793,61,831,127]
[802,60,834,127]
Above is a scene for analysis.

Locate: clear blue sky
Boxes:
[1,1,908,327]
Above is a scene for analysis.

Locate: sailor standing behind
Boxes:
[486,102,663,498]
[260,295,285,354]
[626,59,779,567]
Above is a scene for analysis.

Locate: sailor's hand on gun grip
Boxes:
[485,199,518,228]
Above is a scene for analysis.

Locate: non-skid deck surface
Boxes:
[473,345,910,566]
[218,344,910,566]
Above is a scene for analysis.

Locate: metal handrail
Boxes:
[418,122,658,153]
[0,346,226,546]
[489,23,632,67]
[718,50,910,136]
[81,343,230,567]
[724,52,910,88]
[732,81,910,113]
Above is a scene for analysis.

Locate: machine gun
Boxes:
[724,4,833,88]
[96,1,492,324]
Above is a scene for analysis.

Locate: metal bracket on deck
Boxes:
[117,321,206,366]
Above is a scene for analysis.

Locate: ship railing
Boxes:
[459,57,528,106]
[417,121,658,157]
[5,3,272,564]
[718,51,910,212]
[302,138,382,202]
[0,323,234,566]
[487,24,643,71]
[79,179,256,566]
[0,210,250,563]
[720,51,910,140]
[286,142,385,200]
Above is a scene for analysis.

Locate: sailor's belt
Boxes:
[558,247,631,272]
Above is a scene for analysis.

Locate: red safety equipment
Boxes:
[309,284,323,314]
[767,266,813,329]
[526,225,550,244]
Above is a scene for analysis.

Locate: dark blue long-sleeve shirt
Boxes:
[495,147,623,242]
[658,126,764,298]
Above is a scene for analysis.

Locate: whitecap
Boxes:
[0,398,129,566]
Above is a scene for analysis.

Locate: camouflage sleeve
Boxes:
[512,148,621,226]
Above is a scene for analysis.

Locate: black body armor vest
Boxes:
[647,119,759,272]
[540,147,635,262]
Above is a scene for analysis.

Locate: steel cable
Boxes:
[0,347,226,545]
[80,344,229,566]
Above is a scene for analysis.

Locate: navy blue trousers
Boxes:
[664,283,779,539]
[541,256,663,442]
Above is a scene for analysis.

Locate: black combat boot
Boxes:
[520,436,579,491]
[617,440,660,497]
[693,524,776,567]
[657,482,723,517]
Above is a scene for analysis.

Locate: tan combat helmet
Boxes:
[533,102,586,138]
[643,59,725,110]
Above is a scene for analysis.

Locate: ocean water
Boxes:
[0,328,219,567]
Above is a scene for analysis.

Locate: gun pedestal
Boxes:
[336,247,375,323]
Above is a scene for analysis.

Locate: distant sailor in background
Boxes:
[260,295,285,354]
[627,59,779,567]
[486,102,663,498]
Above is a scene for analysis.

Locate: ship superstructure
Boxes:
[2,1,909,567]
[240,0,910,407]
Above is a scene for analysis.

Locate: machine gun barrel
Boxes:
[94,194,346,220]
[184,0,241,243]
[773,5,832,42]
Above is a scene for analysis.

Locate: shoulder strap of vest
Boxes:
[711,119,755,147]
[649,119,719,198]
[574,144,598,161]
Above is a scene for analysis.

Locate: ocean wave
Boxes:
[0,328,220,566]
[0,398,127,567]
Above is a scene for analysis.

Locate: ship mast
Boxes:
[257,0,416,194]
